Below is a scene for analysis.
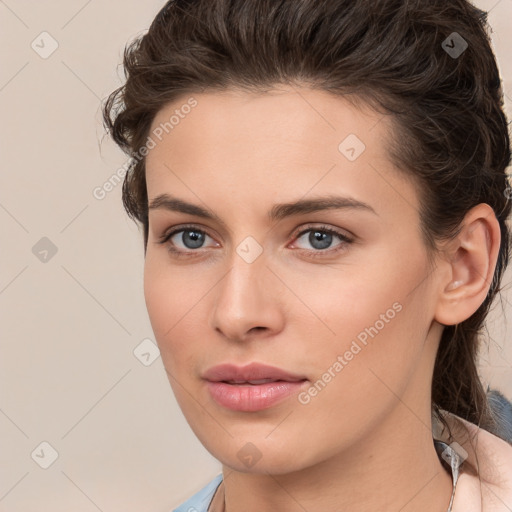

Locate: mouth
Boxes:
[221,378,302,385]
[202,362,307,383]
[203,363,308,411]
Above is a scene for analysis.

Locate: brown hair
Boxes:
[102,0,511,442]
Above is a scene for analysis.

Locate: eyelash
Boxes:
[157,224,353,259]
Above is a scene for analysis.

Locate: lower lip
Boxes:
[206,380,307,411]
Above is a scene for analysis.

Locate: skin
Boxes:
[143,86,500,512]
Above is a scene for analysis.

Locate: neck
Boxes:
[219,403,454,512]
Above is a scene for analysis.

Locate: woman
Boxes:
[103,0,512,510]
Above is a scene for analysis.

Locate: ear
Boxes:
[434,203,501,326]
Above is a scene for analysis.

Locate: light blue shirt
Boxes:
[172,440,461,512]
[172,474,223,512]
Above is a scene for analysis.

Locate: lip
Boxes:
[203,363,308,412]
[202,362,307,383]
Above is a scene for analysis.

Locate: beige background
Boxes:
[1,1,511,510]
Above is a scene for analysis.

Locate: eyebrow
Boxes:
[148,193,377,226]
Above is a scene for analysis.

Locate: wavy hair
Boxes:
[102,0,511,446]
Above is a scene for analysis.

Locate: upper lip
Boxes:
[202,363,307,383]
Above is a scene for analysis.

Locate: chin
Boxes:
[222,455,306,475]
[201,434,311,475]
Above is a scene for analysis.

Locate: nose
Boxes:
[210,247,285,342]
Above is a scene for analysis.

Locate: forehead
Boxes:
[147,86,386,156]
[145,86,420,222]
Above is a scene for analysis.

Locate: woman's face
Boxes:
[143,86,444,474]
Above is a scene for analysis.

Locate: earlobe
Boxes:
[434,203,501,326]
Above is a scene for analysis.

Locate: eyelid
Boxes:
[290,223,354,243]
[287,224,354,257]
[158,223,352,243]
[157,222,354,256]
[155,223,214,245]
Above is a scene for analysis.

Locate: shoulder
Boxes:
[440,411,512,512]
[172,474,223,512]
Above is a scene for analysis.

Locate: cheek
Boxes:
[143,258,172,340]
[144,252,198,328]
[290,248,432,384]
[143,256,199,361]
[290,298,428,458]
[278,266,409,357]
[143,262,202,410]
[315,282,432,417]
